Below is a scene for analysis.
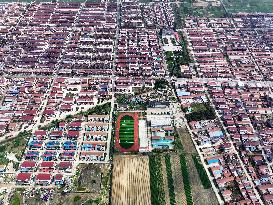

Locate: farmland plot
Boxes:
[171,154,187,205]
[177,127,218,205]
[112,155,151,205]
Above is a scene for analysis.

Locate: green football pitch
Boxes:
[119,115,135,149]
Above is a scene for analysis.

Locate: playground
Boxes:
[115,112,139,152]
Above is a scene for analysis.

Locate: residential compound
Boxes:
[0,0,177,193]
[184,15,273,80]
[1,2,117,76]
[175,14,273,204]
[1,0,273,204]
[17,114,110,186]
[115,1,174,91]
[0,77,112,135]
[176,80,263,204]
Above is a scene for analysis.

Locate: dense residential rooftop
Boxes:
[1,0,273,204]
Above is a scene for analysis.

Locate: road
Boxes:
[104,95,115,162]
[176,77,273,87]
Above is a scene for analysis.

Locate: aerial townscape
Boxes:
[0,0,273,204]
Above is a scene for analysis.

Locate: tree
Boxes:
[154,79,169,90]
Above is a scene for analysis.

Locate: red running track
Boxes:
[115,112,139,152]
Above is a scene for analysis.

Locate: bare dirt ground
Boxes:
[78,164,102,193]
[177,127,219,205]
[111,155,151,205]
[50,192,98,205]
[186,154,219,205]
[49,164,110,205]
[177,128,196,154]
[25,198,47,205]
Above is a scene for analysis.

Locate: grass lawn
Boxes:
[119,115,135,149]
[222,0,273,13]
[177,0,225,18]
[11,193,21,205]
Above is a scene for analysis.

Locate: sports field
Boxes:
[115,112,139,152]
[119,115,135,149]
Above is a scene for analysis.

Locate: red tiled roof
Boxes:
[34,130,47,136]
[69,121,82,127]
[264,194,273,201]
[67,130,80,137]
[43,109,55,115]
[23,110,37,115]
[40,161,55,168]
[21,115,34,121]
[165,136,175,140]
[36,173,51,181]
[58,162,72,169]
[55,174,63,181]
[17,173,32,181]
[59,122,66,127]
[21,161,36,168]
[50,131,63,136]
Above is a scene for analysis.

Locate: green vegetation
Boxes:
[176,0,225,18]
[165,33,192,78]
[149,155,165,205]
[65,92,75,98]
[76,186,86,192]
[174,130,194,205]
[83,198,100,205]
[154,79,169,90]
[173,132,184,151]
[222,0,273,13]
[40,103,111,131]
[165,154,176,205]
[13,162,20,170]
[116,94,133,105]
[0,131,31,164]
[13,131,31,147]
[40,119,60,131]
[175,129,215,201]
[165,51,181,77]
[115,93,148,110]
[179,32,192,65]
[80,102,111,116]
[192,155,211,189]
[11,194,21,205]
[165,51,176,77]
[174,0,272,17]
[185,103,216,122]
[179,154,193,205]
[119,115,135,149]
[173,4,184,29]
[171,38,176,46]
[74,195,81,202]
[65,115,73,122]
